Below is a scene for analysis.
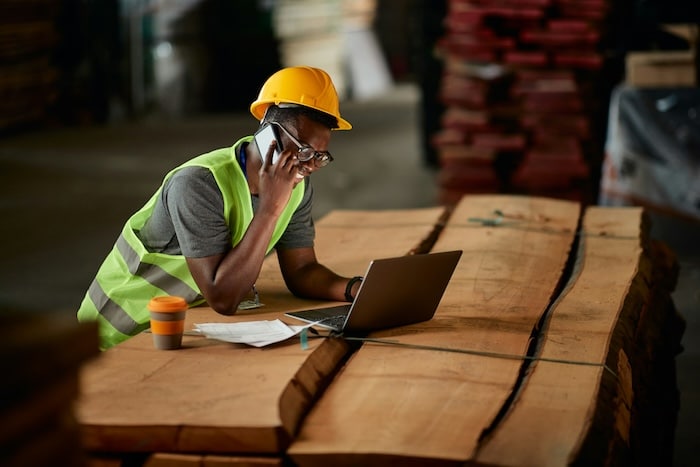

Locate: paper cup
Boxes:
[148,296,187,350]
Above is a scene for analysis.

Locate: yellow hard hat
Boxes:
[250,66,352,130]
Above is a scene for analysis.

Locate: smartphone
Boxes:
[254,122,282,164]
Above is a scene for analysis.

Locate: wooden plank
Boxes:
[1,311,99,409]
[78,327,344,454]
[288,195,581,466]
[4,399,86,467]
[0,311,99,467]
[304,207,447,269]
[476,206,682,466]
[250,207,447,301]
[77,207,447,457]
[1,373,80,452]
[252,207,448,311]
[145,452,283,466]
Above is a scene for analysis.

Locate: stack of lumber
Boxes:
[289,196,683,466]
[76,207,446,465]
[432,0,614,204]
[471,205,682,466]
[75,196,683,466]
[0,0,61,131]
[272,0,392,100]
[0,311,99,467]
[272,0,348,99]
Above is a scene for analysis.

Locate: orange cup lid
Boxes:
[148,296,188,312]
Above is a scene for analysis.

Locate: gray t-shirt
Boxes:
[137,164,315,257]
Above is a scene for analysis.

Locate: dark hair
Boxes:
[262,104,338,130]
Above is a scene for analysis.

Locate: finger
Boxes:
[276,149,298,169]
[284,157,303,177]
[264,140,277,167]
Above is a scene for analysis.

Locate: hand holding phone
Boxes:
[253,123,282,165]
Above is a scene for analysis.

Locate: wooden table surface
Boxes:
[76,197,682,467]
[77,207,446,461]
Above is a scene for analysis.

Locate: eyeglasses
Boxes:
[271,121,334,168]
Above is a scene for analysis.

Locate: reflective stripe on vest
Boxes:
[87,234,202,336]
[115,234,200,300]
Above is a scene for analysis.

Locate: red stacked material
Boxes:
[432,58,517,203]
[512,137,590,197]
[432,0,613,204]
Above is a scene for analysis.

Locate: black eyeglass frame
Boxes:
[269,121,334,168]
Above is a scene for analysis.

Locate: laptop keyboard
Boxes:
[287,307,349,330]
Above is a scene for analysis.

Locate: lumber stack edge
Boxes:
[572,214,684,466]
[67,198,683,466]
[461,207,684,466]
[1,311,100,467]
[286,201,684,467]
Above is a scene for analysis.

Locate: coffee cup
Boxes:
[148,296,187,350]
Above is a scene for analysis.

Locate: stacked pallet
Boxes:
[0,311,99,467]
[0,0,61,131]
[289,197,683,466]
[272,0,348,99]
[75,197,683,465]
[272,0,392,101]
[433,0,612,205]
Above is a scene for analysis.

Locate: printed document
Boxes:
[195,319,309,347]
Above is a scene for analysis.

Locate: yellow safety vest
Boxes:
[77,136,305,349]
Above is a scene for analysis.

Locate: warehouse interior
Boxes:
[1,1,699,465]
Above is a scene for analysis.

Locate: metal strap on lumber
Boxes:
[289,195,582,465]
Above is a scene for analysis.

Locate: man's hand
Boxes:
[257,140,299,217]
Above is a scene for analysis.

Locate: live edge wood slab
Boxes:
[76,196,683,466]
[76,208,445,462]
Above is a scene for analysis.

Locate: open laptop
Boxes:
[284,250,462,335]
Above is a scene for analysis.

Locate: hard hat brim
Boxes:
[250,100,352,130]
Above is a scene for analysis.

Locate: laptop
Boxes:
[284,250,462,334]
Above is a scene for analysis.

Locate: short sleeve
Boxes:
[164,166,232,257]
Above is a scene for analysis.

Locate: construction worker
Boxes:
[77,66,363,349]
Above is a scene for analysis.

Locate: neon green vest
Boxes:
[77,137,305,349]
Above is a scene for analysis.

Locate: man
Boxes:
[77,66,363,349]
